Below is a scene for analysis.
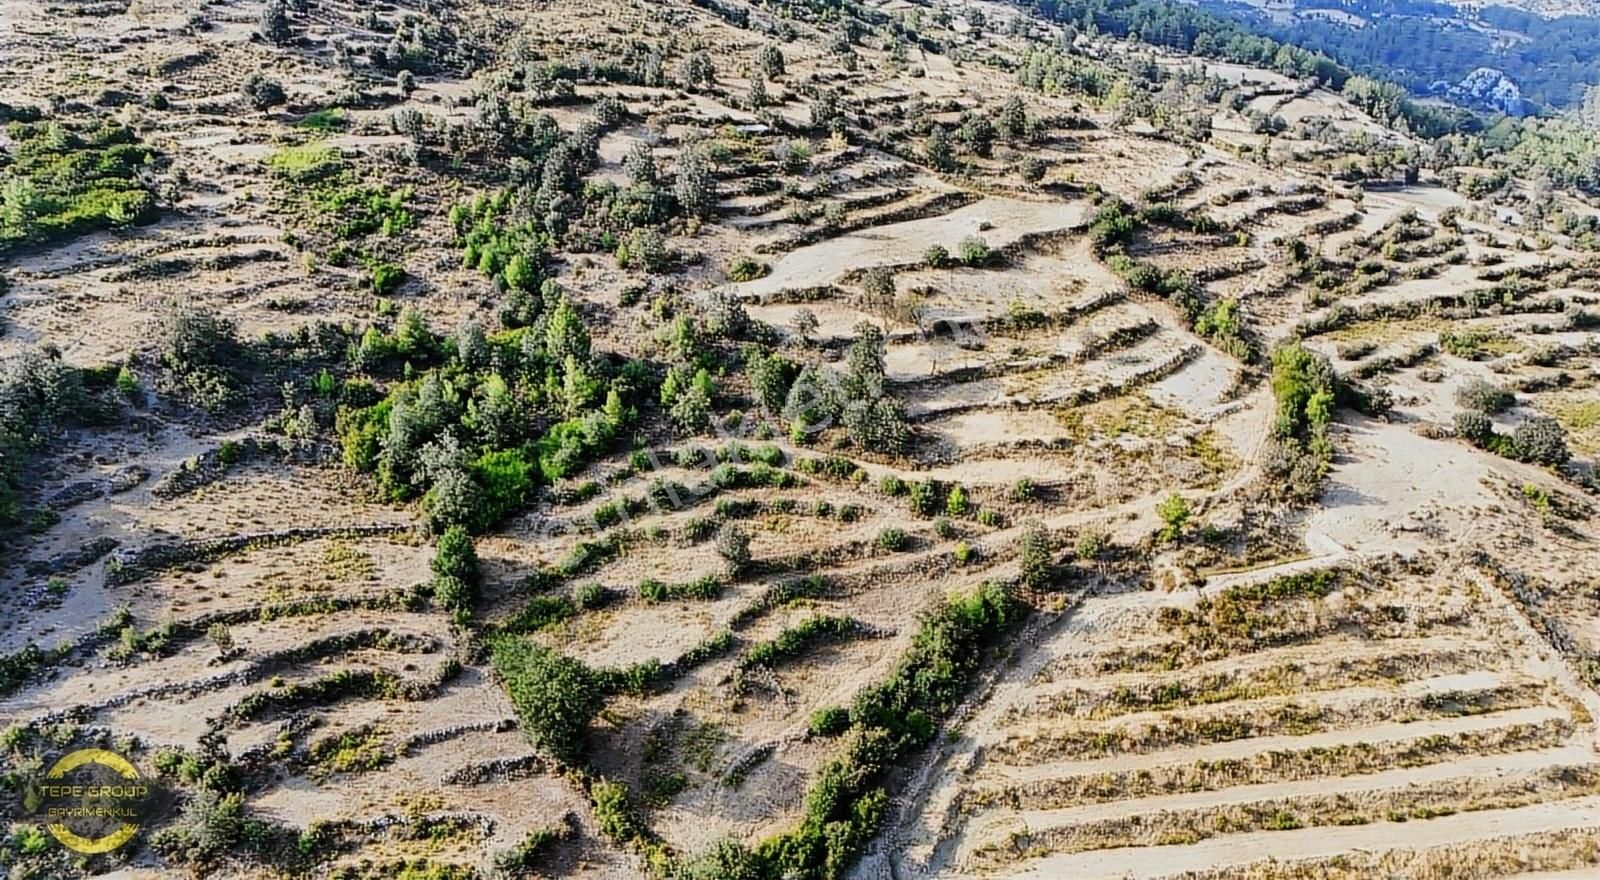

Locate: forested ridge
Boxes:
[1198,0,1600,111]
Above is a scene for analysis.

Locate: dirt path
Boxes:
[1008,743,1596,830]
[991,794,1600,879]
[725,197,1089,299]
[983,705,1569,781]
[1024,633,1503,699]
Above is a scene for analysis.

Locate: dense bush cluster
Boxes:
[0,111,158,253]
[155,300,246,411]
[0,348,117,532]
[1264,343,1338,500]
[337,290,645,534]
[1456,412,1571,467]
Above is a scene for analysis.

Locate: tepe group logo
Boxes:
[28,748,162,854]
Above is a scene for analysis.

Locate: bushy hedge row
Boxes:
[740,615,858,671]
[738,582,1022,878]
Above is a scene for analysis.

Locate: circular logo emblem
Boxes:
[32,749,154,854]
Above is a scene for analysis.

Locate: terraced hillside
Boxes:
[1,0,1598,878]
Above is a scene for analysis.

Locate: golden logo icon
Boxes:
[37,748,150,854]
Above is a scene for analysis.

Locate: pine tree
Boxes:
[674,150,716,220]
[544,298,591,365]
[759,45,785,80]
[624,142,658,187]
[925,126,954,171]
[259,0,292,44]
[1000,95,1028,139]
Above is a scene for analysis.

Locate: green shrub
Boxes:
[727,256,768,282]
[1157,493,1190,543]
[266,143,342,180]
[430,526,479,615]
[958,235,991,266]
[1455,379,1514,414]
[1074,530,1107,561]
[1454,410,1493,444]
[876,527,908,551]
[945,484,970,517]
[370,262,406,295]
[809,706,850,737]
[591,781,646,845]
[298,108,347,131]
[1512,416,1570,465]
[488,636,601,766]
[501,595,577,633]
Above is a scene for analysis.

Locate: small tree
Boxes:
[455,317,489,371]
[789,308,819,343]
[1018,521,1053,591]
[242,75,286,110]
[1512,416,1570,466]
[746,350,798,416]
[859,267,895,314]
[810,89,841,133]
[759,45,786,79]
[259,0,292,44]
[624,142,658,187]
[673,150,716,220]
[617,227,669,272]
[593,96,626,128]
[924,126,954,172]
[956,111,995,157]
[999,95,1028,139]
[715,523,752,576]
[669,373,712,435]
[681,51,716,88]
[1157,493,1190,543]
